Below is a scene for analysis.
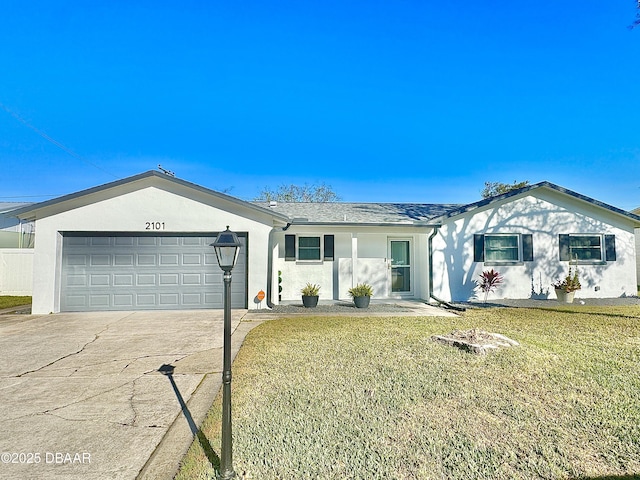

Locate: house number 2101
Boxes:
[145,222,165,230]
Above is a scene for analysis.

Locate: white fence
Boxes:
[0,249,33,295]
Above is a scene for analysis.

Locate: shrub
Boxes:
[348,283,374,298]
[300,283,320,296]
[476,269,504,303]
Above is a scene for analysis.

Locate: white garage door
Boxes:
[60,233,247,311]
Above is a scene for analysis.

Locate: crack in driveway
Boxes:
[14,313,137,378]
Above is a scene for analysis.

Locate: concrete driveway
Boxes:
[0,310,257,480]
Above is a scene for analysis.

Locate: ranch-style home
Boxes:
[11,171,640,314]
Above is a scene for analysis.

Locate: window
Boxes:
[284,234,335,261]
[485,235,519,262]
[474,233,533,263]
[559,234,616,262]
[298,236,320,260]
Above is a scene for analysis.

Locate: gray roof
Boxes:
[0,202,32,214]
[255,202,462,224]
[256,181,640,226]
[433,181,640,224]
[12,171,290,222]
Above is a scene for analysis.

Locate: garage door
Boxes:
[60,233,247,311]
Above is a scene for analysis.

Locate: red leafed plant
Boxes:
[477,269,504,304]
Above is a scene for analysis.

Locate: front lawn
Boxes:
[177,306,640,480]
[0,296,31,309]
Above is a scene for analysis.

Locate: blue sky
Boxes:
[1,1,639,209]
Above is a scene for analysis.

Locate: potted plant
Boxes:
[552,266,581,303]
[348,283,373,308]
[301,283,320,308]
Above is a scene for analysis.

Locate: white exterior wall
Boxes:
[31,186,274,313]
[274,227,433,302]
[432,191,638,302]
[0,249,33,295]
[635,229,640,288]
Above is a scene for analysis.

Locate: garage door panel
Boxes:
[182,273,202,285]
[137,255,156,266]
[61,234,247,311]
[114,274,133,286]
[90,237,111,246]
[90,255,110,266]
[90,274,110,286]
[113,294,134,307]
[114,255,134,266]
[114,237,134,246]
[138,237,157,247]
[136,274,156,286]
[89,295,110,307]
[159,254,179,266]
[67,255,87,266]
[183,254,202,265]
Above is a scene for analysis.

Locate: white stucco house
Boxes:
[11,171,640,314]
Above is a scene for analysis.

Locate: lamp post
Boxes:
[211,226,241,480]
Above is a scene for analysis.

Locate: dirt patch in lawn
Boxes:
[431,328,520,354]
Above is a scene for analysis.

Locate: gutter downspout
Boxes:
[428,226,466,312]
[266,222,291,308]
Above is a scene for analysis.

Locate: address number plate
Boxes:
[145,222,165,230]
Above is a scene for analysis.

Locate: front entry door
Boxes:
[389,239,412,295]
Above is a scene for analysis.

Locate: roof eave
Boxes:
[432,181,640,225]
[12,171,291,223]
[288,221,440,228]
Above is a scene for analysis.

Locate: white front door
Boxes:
[389,239,412,296]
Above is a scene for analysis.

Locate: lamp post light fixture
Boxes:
[211,226,242,480]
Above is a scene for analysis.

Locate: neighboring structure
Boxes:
[11,171,640,314]
[633,206,640,287]
[0,203,34,296]
[0,202,34,248]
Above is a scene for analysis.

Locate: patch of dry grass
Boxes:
[177,307,640,480]
[0,296,31,309]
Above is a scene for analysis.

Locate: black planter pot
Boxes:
[353,296,371,309]
[302,295,319,308]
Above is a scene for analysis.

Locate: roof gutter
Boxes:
[428,226,466,312]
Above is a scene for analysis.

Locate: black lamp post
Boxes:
[211,226,241,480]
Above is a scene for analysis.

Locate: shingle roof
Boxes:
[254,202,462,224]
[0,202,32,214]
[255,181,640,226]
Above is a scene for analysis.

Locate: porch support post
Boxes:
[351,233,358,287]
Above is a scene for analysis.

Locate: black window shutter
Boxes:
[558,234,570,261]
[285,234,295,261]
[605,235,616,261]
[522,234,534,262]
[473,234,484,262]
[324,235,334,261]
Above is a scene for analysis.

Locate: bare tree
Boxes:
[255,183,340,202]
[481,180,530,199]
[632,0,640,28]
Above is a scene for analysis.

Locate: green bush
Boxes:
[347,283,373,297]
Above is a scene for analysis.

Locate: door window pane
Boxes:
[392,266,411,292]
[391,241,410,266]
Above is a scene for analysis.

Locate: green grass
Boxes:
[177,307,640,480]
[0,296,31,309]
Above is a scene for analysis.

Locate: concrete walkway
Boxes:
[0,310,262,480]
[246,298,460,319]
